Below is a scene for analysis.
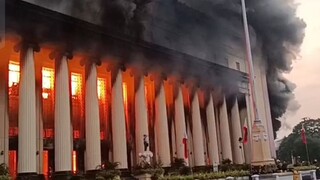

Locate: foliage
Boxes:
[0,164,10,180]
[95,162,121,180]
[221,159,232,165]
[219,164,250,172]
[293,165,317,171]
[132,158,164,179]
[251,164,277,174]
[168,158,191,175]
[278,118,320,163]
[159,170,250,180]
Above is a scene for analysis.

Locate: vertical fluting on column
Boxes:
[244,94,253,163]
[35,62,43,174]
[240,107,250,164]
[230,97,244,164]
[174,86,187,162]
[85,62,102,171]
[219,96,233,161]
[18,46,37,174]
[135,76,149,159]
[171,121,177,158]
[111,69,128,169]
[54,55,73,172]
[191,91,205,166]
[155,82,171,167]
[0,54,9,165]
[206,94,219,166]
[186,122,193,167]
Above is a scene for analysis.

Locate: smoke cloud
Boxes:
[144,0,306,137]
[22,0,306,137]
[246,0,306,137]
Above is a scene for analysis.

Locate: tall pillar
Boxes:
[35,61,43,175]
[111,69,128,169]
[171,121,177,158]
[85,62,102,171]
[18,46,38,175]
[191,91,205,166]
[174,85,187,162]
[135,76,149,160]
[206,94,219,166]
[186,122,193,167]
[219,96,233,161]
[240,106,251,164]
[54,55,73,173]
[155,82,171,167]
[230,97,244,164]
[0,51,9,165]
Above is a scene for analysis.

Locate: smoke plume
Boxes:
[246,0,306,137]
[145,0,306,137]
[22,0,306,137]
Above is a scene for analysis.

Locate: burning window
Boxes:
[71,73,82,96]
[42,67,54,99]
[122,82,128,106]
[8,61,20,87]
[97,78,106,100]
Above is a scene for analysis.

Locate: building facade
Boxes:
[0,0,275,178]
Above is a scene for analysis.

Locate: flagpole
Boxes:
[302,122,310,165]
[241,0,274,167]
[305,140,310,165]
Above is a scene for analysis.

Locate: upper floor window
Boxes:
[236,62,241,71]
[71,73,82,96]
[8,61,20,87]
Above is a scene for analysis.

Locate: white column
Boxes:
[155,82,171,167]
[240,107,251,164]
[85,62,102,170]
[191,91,205,166]
[244,94,253,163]
[219,96,233,161]
[230,98,244,164]
[206,94,219,166]
[0,54,9,165]
[54,55,73,172]
[18,47,37,173]
[111,69,128,169]
[35,63,43,174]
[135,76,149,159]
[171,121,176,158]
[215,107,223,162]
[186,120,193,167]
[174,86,187,161]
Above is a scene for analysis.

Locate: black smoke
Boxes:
[151,0,305,138]
[246,0,306,137]
[22,0,306,137]
[24,0,152,38]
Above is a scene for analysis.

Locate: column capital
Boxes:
[80,57,102,67]
[14,41,40,53]
[49,50,73,60]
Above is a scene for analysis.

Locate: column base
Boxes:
[251,159,275,166]
[52,171,73,180]
[17,173,43,180]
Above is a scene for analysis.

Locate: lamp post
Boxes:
[240,0,274,167]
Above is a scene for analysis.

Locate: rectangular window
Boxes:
[42,67,54,99]
[236,62,241,71]
[71,73,82,96]
[8,61,20,87]
[97,78,106,100]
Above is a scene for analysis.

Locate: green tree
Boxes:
[278,118,320,163]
